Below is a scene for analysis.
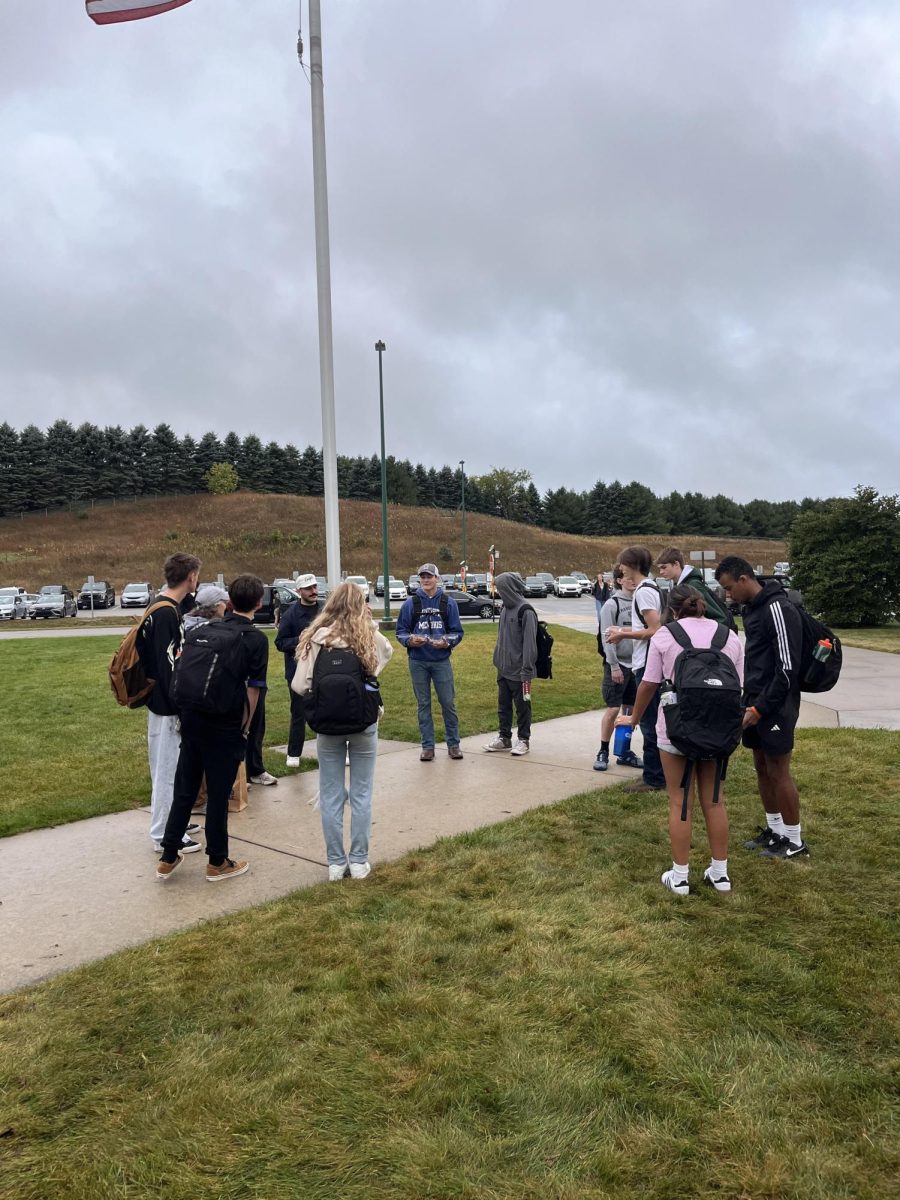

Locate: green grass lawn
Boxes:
[0,727,897,1200]
[0,624,598,838]
[832,625,900,654]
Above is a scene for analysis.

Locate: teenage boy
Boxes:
[157,573,269,883]
[594,566,641,771]
[606,545,666,792]
[275,573,324,766]
[715,556,808,858]
[396,563,465,761]
[484,572,538,756]
[139,551,202,852]
[657,547,735,628]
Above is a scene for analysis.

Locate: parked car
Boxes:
[23,593,40,618]
[344,575,371,601]
[445,589,502,619]
[407,574,420,594]
[121,582,155,608]
[555,576,581,598]
[523,576,548,598]
[254,583,300,625]
[77,580,115,609]
[388,578,407,601]
[440,574,456,590]
[33,584,77,619]
[654,576,673,594]
[535,571,556,595]
[0,587,28,620]
[774,561,791,576]
[315,576,331,598]
[570,571,591,594]
[374,575,386,597]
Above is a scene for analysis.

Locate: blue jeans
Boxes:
[635,666,665,788]
[316,724,378,866]
[408,657,460,748]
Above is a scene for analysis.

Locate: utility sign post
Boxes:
[690,549,717,576]
[87,574,95,619]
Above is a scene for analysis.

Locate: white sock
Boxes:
[782,822,802,847]
[671,861,689,883]
[709,857,729,879]
[765,811,785,837]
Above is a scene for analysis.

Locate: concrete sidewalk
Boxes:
[0,710,632,993]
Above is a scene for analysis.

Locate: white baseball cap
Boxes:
[295,573,318,589]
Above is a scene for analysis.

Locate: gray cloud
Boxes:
[1,0,898,502]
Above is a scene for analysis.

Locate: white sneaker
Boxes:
[349,862,371,880]
[511,739,530,756]
[285,756,301,768]
[703,866,732,893]
[249,771,278,786]
[660,868,689,895]
[328,862,349,881]
[484,736,513,752]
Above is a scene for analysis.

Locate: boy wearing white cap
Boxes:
[275,573,324,766]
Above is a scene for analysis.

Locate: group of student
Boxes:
[594,546,808,895]
[136,547,808,896]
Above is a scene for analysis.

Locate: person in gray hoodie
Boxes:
[484,572,538,756]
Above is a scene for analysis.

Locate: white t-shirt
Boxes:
[630,580,662,671]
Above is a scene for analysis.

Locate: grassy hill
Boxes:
[0,493,787,589]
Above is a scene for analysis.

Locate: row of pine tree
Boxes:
[0,420,828,538]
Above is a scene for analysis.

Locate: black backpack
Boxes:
[660,622,744,821]
[518,603,554,680]
[633,580,663,628]
[411,592,450,628]
[305,645,382,735]
[764,587,842,694]
[171,621,250,717]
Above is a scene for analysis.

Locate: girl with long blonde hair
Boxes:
[292,581,393,880]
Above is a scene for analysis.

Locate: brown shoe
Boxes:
[420,748,435,762]
[156,853,183,881]
[448,745,463,760]
[622,780,664,794]
[206,858,250,883]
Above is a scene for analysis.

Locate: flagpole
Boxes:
[306,0,342,587]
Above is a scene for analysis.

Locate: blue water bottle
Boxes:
[613,723,632,759]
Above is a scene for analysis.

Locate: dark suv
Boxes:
[254,583,299,625]
[78,580,115,609]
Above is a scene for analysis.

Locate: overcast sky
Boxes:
[2,1,899,503]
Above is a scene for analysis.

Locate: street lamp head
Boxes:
[375,340,386,352]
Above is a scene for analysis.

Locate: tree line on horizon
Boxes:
[0,420,831,539]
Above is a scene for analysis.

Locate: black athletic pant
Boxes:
[162,716,245,864]
[245,690,266,778]
[287,687,307,757]
[497,675,532,742]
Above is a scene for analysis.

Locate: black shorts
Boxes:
[742,697,799,757]
[602,663,637,708]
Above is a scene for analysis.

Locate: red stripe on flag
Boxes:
[86,0,193,24]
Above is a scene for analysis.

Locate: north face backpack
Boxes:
[764,587,843,694]
[305,645,382,735]
[108,600,176,709]
[660,621,744,821]
[171,621,250,717]
[519,604,554,680]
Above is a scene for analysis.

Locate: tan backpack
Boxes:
[108,600,175,709]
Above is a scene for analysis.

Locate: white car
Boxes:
[0,587,28,620]
[570,571,591,594]
[556,576,581,597]
[121,582,155,608]
[345,575,371,601]
[388,578,407,602]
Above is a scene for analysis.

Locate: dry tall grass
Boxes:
[0,493,787,590]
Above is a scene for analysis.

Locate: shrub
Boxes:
[205,462,239,495]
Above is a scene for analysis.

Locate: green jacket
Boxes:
[681,568,737,630]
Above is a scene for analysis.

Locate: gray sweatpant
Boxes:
[148,712,181,845]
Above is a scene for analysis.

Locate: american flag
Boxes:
[86,0,193,24]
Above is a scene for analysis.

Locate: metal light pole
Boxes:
[459,460,467,588]
[306,0,341,588]
[376,340,394,629]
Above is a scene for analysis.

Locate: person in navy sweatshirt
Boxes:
[395,562,465,761]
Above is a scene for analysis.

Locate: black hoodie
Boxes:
[741,578,802,717]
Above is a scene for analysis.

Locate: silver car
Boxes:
[121,582,155,608]
[0,587,28,620]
